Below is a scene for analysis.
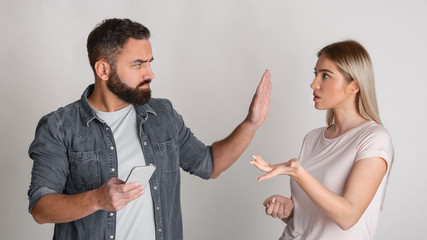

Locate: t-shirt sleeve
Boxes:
[355,125,393,169]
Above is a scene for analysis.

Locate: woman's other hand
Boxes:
[264,195,294,223]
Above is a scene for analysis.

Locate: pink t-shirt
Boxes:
[281,121,393,240]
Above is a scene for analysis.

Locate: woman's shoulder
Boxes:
[301,126,328,144]
[358,121,392,142]
[305,126,328,138]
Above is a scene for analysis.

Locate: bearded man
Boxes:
[28,18,271,240]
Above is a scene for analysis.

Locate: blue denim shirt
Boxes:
[28,85,213,240]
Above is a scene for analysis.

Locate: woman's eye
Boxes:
[322,73,330,79]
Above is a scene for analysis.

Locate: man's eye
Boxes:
[133,64,141,68]
[313,71,317,76]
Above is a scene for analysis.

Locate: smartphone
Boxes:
[125,165,156,186]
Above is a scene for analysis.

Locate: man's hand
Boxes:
[245,70,272,128]
[94,178,145,211]
[264,195,294,222]
[210,70,272,179]
[31,178,145,224]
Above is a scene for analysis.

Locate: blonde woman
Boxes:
[251,40,393,240]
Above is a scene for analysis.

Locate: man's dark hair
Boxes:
[87,18,150,73]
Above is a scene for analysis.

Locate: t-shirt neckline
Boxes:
[322,120,374,141]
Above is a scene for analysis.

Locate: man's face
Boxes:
[107,38,155,105]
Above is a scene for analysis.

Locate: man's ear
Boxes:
[94,60,111,81]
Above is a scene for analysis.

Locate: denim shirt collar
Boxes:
[79,84,157,126]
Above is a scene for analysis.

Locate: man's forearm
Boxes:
[32,191,99,224]
[210,120,258,178]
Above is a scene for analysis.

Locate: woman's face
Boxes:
[310,55,357,111]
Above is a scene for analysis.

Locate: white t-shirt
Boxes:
[94,105,155,240]
[281,121,393,240]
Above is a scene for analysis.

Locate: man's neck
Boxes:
[88,82,130,112]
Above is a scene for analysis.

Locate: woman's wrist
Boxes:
[290,162,305,182]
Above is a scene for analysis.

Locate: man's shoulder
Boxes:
[146,98,174,112]
[44,99,82,118]
[37,99,85,128]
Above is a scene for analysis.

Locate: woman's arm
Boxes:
[251,156,387,230]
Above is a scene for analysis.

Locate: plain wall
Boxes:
[1,0,426,239]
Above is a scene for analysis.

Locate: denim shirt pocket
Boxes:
[157,138,179,173]
[69,151,101,186]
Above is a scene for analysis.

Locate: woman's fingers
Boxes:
[250,159,272,173]
[265,197,276,215]
[251,154,269,166]
[257,170,279,181]
[263,196,274,207]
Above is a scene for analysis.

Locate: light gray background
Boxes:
[1,0,426,239]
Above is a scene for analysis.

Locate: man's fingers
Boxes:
[265,71,272,96]
[262,70,271,86]
[126,188,145,202]
[262,70,271,96]
[256,70,271,98]
[258,70,269,88]
[123,185,144,199]
[117,182,143,193]
[107,177,125,184]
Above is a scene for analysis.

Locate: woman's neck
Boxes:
[325,107,367,139]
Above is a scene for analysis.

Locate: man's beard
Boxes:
[106,70,152,106]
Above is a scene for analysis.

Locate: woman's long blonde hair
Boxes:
[317,40,382,126]
[319,41,393,208]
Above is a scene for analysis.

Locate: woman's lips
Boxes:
[313,93,320,102]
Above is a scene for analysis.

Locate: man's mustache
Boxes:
[137,79,152,88]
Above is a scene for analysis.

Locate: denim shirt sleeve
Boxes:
[164,100,213,179]
[28,113,70,213]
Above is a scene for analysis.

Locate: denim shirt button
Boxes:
[106,127,109,131]
[154,186,158,190]
[143,141,147,146]
[110,235,114,239]
[156,207,160,210]
[158,229,162,232]
[111,168,115,172]
[110,146,114,150]
[109,212,114,216]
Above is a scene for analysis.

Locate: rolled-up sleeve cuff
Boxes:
[195,146,214,180]
[28,186,58,214]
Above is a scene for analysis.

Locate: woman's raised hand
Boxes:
[250,155,301,181]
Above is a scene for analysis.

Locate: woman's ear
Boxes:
[349,80,360,95]
[94,60,110,81]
